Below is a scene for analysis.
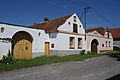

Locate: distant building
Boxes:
[109,28,120,47]
[86,27,113,53]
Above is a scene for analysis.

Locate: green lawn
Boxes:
[0,51,119,72]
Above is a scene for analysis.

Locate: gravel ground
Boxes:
[0,56,120,80]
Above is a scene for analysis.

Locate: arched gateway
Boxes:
[12,31,33,59]
[91,39,99,53]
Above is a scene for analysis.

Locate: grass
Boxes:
[0,51,120,72]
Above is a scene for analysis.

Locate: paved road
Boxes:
[0,56,120,80]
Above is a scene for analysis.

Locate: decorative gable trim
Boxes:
[58,30,85,36]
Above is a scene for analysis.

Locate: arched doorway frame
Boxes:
[12,31,33,59]
[90,38,99,53]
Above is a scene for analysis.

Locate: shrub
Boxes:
[90,52,97,55]
[113,46,120,51]
[87,51,91,54]
[80,50,85,55]
[2,50,16,64]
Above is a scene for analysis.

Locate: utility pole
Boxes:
[80,7,91,41]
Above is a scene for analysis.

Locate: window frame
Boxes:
[106,41,108,47]
[1,27,4,33]
[73,16,77,22]
[69,37,75,49]
[73,23,78,33]
[109,41,111,47]
[78,38,82,49]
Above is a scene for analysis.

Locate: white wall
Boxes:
[0,24,50,59]
[0,13,87,58]
[58,13,85,34]
[50,13,87,51]
[50,32,86,50]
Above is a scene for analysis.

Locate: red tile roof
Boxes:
[29,14,73,31]
[109,28,120,39]
[86,27,110,36]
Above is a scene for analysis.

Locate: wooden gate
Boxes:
[44,42,50,56]
[91,43,97,53]
[12,31,32,59]
[91,39,98,53]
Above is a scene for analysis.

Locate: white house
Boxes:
[0,13,87,59]
[0,13,113,59]
[86,27,113,53]
[30,13,87,56]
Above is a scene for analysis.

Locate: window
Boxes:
[51,44,54,48]
[79,25,81,28]
[1,27,4,33]
[73,23,78,33]
[73,16,77,22]
[78,38,82,49]
[69,37,75,49]
[107,32,110,38]
[68,22,70,25]
[38,32,41,36]
[102,44,104,47]
[109,41,111,47]
[106,41,108,47]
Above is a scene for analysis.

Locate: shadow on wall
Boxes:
[106,74,120,80]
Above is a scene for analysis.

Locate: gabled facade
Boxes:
[31,13,87,56]
[86,27,113,53]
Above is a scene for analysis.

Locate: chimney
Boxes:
[44,17,49,22]
[33,23,36,25]
[106,27,109,29]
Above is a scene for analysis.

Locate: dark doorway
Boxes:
[91,39,99,53]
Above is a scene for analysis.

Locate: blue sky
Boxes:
[0,0,120,28]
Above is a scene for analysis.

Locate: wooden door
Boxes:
[91,43,97,53]
[44,42,50,56]
[13,32,32,59]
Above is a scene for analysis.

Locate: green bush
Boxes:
[113,46,120,51]
[87,51,97,55]
[2,50,16,64]
[80,50,85,55]
[90,52,97,55]
[87,51,91,54]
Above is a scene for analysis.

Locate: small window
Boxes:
[69,37,75,49]
[38,32,41,36]
[106,41,108,47]
[68,22,70,25]
[73,23,78,33]
[1,27,4,33]
[52,36,54,38]
[73,16,77,22]
[102,44,104,47]
[51,44,54,48]
[78,38,82,49]
[109,41,111,47]
[107,32,110,38]
[79,25,81,28]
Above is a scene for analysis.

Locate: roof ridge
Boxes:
[30,13,74,31]
[110,28,120,29]
[36,14,73,25]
